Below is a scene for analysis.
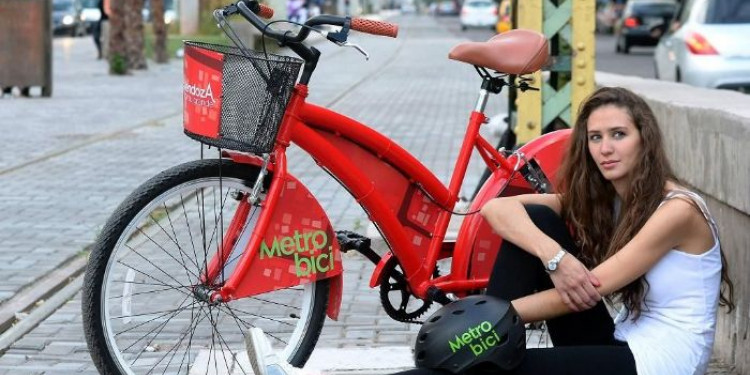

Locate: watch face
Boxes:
[548,262,557,271]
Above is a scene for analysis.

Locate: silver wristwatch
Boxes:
[545,249,567,273]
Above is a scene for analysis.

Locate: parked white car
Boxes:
[653,0,750,92]
[460,0,498,31]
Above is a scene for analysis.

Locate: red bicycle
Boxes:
[82,1,570,374]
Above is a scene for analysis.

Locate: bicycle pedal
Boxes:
[335,230,381,264]
[335,230,371,251]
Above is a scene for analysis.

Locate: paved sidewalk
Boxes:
[0,14,506,375]
[0,14,737,375]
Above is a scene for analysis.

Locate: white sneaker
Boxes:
[245,327,304,375]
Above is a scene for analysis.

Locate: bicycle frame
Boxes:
[206,82,571,313]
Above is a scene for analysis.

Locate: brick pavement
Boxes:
[0,13,507,375]
[0,14,737,375]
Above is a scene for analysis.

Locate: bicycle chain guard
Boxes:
[378,256,438,323]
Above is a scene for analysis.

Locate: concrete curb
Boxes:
[0,273,84,355]
[0,253,87,337]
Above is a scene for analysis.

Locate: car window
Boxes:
[631,3,676,17]
[81,0,97,7]
[705,0,750,24]
[53,0,74,11]
[466,1,493,7]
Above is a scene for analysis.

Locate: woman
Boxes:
[245,87,735,375]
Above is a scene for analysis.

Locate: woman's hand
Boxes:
[548,255,602,312]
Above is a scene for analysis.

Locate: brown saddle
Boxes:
[448,29,549,75]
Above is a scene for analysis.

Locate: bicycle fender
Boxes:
[369,251,395,288]
[222,151,273,170]
[453,129,572,281]
[227,160,344,320]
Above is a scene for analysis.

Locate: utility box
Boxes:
[0,0,53,97]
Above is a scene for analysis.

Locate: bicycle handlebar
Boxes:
[351,18,399,38]
[221,0,398,45]
[255,3,275,18]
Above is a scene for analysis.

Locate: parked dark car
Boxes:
[615,0,677,53]
[53,0,86,37]
[435,0,459,16]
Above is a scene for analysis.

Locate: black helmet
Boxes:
[414,295,525,373]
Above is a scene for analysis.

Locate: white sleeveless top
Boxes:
[613,190,722,375]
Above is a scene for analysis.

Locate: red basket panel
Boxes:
[183,45,225,141]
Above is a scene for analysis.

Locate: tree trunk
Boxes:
[108,0,128,74]
[152,0,169,63]
[125,0,147,70]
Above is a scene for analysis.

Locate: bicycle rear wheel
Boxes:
[82,159,329,375]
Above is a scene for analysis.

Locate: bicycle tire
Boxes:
[82,158,330,375]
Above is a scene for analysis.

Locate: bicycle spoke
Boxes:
[147,304,209,375]
[111,279,191,289]
[180,193,201,278]
[122,295,194,355]
[202,305,247,375]
[249,296,302,310]
[147,208,200,272]
[198,190,209,283]
[122,244,198,290]
[177,301,200,375]
[112,300,197,321]
[116,258,193,297]
[114,301,200,336]
[162,201,202,280]
[221,304,287,344]
[219,305,296,328]
[108,285,185,300]
[131,228,202,283]
[204,188,232,273]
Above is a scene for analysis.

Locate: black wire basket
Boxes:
[183,41,303,154]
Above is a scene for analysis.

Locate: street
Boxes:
[0,12,738,375]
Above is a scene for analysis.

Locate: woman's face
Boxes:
[586,105,642,185]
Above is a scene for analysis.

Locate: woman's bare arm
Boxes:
[481,194,601,311]
[480,194,563,261]
[510,198,699,322]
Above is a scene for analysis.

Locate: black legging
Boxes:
[396,204,638,375]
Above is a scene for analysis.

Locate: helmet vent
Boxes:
[419,333,428,342]
[429,315,442,323]
[475,300,487,305]
[452,309,465,315]
[416,351,426,361]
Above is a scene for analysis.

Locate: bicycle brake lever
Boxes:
[334,41,370,61]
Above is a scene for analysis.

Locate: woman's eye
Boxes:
[613,131,626,139]
[588,134,601,141]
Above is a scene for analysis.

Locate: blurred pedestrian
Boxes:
[95,0,110,60]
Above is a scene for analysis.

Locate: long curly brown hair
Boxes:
[557,87,734,319]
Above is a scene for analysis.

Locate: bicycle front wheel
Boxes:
[82,159,330,375]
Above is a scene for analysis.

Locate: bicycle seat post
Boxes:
[473,70,507,114]
[474,86,491,114]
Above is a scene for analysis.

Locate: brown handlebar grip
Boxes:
[350,18,399,38]
[256,3,274,19]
